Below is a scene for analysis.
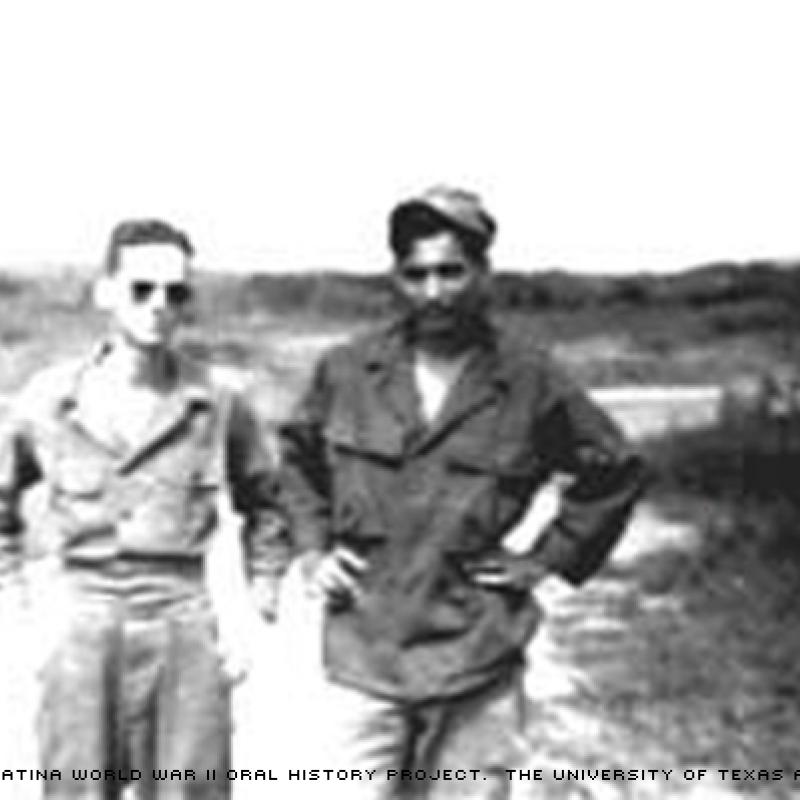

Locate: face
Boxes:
[105,243,193,349]
[394,230,488,344]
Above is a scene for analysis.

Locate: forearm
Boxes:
[246,506,293,580]
[532,451,648,584]
[228,472,293,621]
[0,531,23,590]
[277,421,333,556]
[530,376,650,584]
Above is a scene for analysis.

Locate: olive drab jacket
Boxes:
[0,344,288,608]
[278,320,648,700]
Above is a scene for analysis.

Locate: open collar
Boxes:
[359,319,514,454]
[56,340,214,467]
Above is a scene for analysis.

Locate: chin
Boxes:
[411,309,458,333]
[415,319,458,338]
[129,332,171,350]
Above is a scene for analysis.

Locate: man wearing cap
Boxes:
[279,187,647,799]
[0,219,288,799]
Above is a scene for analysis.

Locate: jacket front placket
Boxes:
[407,344,511,460]
[67,383,211,534]
[113,388,208,478]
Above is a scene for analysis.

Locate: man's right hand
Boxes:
[302,547,367,606]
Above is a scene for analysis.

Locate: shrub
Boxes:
[649,393,800,563]
[0,273,25,297]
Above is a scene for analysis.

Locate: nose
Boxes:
[143,285,172,312]
[149,289,167,309]
[422,273,444,301]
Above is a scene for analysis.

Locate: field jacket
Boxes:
[0,343,289,605]
[278,320,648,700]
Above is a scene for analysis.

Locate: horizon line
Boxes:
[1,256,799,280]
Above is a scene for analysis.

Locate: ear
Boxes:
[92,275,117,310]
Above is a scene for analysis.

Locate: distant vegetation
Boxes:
[6,257,800,326]
[191,258,800,390]
[198,259,800,325]
[1,258,799,393]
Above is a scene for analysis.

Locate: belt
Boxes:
[61,556,208,614]
[63,554,204,582]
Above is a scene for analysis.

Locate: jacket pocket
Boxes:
[322,423,394,545]
[447,439,544,480]
[447,446,547,537]
[135,460,220,506]
[145,442,222,489]
[323,391,405,462]
[130,453,222,542]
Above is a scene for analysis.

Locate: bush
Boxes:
[704,300,797,336]
[649,395,800,563]
[0,273,25,297]
[654,404,800,497]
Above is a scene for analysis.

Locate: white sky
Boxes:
[0,0,799,275]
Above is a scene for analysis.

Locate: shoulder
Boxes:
[314,323,397,376]
[176,356,270,443]
[14,357,86,415]
[490,323,567,379]
[174,353,256,420]
[0,357,88,437]
[177,353,247,394]
[487,323,587,411]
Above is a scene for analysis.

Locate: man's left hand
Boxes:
[215,622,254,687]
[250,577,280,623]
[467,553,549,593]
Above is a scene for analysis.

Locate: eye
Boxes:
[131,281,155,303]
[165,283,193,307]
[436,262,467,280]
[400,266,429,284]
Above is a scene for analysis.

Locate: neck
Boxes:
[105,332,176,390]
[406,314,491,360]
[413,336,474,361]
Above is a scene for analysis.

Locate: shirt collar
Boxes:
[56,340,213,413]
[361,316,512,390]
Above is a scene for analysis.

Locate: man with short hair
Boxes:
[0,219,288,799]
[279,187,648,799]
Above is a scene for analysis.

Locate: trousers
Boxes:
[322,666,529,800]
[37,569,231,800]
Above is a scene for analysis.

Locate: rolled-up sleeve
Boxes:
[276,358,334,557]
[530,372,649,585]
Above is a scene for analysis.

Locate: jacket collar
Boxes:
[360,323,421,443]
[57,340,213,409]
[56,340,214,464]
[359,317,514,453]
[361,316,509,376]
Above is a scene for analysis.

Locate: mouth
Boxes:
[416,303,456,321]
[140,318,171,337]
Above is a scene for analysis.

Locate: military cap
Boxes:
[389,185,497,254]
